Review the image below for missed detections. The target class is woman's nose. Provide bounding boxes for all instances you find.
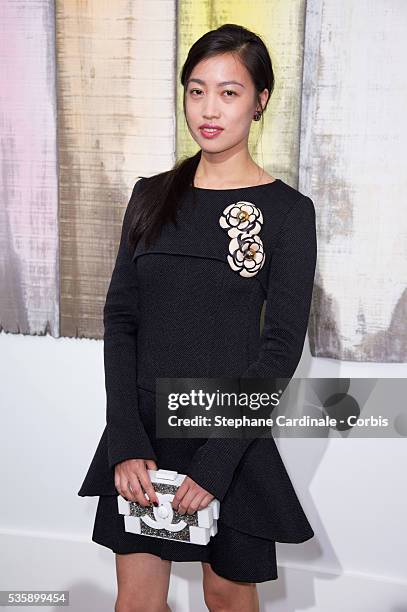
[202,93,220,118]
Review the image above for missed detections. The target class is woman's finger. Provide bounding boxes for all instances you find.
[136,466,159,506]
[171,478,191,511]
[198,494,214,510]
[186,491,204,515]
[177,487,198,515]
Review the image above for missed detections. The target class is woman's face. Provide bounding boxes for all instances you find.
[184,52,268,154]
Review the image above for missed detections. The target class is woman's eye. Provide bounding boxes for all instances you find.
[189,89,237,97]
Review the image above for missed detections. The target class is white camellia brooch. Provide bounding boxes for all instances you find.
[219,201,266,278]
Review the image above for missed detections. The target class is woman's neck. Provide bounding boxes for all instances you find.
[193,161,275,190]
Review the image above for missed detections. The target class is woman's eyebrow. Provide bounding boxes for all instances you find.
[187,78,245,88]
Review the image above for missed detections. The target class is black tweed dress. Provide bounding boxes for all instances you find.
[78,173,317,583]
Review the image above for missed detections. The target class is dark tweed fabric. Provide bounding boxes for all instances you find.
[78,174,317,582]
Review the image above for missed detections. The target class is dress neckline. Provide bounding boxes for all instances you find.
[189,178,281,193]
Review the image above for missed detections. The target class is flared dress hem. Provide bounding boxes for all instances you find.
[91,494,278,583]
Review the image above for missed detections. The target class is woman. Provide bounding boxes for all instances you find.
[78,23,317,612]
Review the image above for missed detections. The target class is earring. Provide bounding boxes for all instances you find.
[253,110,262,121]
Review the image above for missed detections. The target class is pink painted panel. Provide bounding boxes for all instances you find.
[0,0,59,336]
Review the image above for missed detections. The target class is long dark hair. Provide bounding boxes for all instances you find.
[127,23,275,252]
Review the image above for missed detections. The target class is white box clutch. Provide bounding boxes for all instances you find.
[117,468,220,545]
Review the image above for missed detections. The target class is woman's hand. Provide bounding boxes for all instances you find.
[115,458,160,507]
[171,476,214,515]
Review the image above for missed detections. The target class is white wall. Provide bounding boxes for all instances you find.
[1,330,406,611]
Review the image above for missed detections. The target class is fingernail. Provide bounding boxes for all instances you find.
[153,501,158,507]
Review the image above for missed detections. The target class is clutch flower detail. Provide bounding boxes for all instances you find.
[219,201,266,277]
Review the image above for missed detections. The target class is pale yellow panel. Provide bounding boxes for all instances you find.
[176,0,306,186]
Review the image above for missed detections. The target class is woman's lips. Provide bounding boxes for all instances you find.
[199,127,224,139]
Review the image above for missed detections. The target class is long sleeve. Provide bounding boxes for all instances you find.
[104,179,158,469]
[186,195,317,501]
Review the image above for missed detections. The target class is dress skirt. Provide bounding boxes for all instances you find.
[92,494,278,583]
[90,386,278,583]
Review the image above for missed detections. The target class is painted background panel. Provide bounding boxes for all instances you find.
[301,0,407,361]
[0,0,59,336]
[2,0,405,364]
[176,0,307,187]
[57,0,177,338]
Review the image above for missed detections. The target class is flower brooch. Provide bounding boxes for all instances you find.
[219,201,266,277]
